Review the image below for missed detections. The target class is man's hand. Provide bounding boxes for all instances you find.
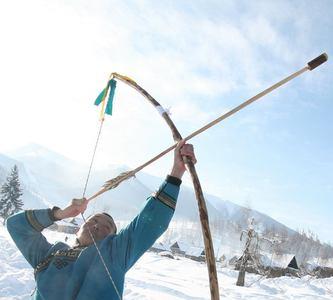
[170,140,197,179]
[53,198,88,220]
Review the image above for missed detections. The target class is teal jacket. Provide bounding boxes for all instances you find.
[7,176,180,299]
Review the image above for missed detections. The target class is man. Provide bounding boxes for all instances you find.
[7,140,196,299]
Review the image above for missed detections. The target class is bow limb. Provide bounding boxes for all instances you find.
[112,72,220,300]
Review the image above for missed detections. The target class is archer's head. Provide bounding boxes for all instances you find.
[76,213,117,246]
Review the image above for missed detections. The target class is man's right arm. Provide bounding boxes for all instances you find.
[110,141,196,272]
[6,209,56,268]
[110,175,181,272]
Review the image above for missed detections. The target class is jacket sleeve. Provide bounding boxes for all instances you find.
[6,209,55,268]
[111,176,181,272]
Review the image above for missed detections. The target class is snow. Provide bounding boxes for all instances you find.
[1,225,332,299]
[0,226,34,299]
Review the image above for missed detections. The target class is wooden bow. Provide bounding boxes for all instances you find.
[107,72,220,299]
[87,52,328,299]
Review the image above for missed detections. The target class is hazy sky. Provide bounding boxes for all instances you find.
[0,0,332,243]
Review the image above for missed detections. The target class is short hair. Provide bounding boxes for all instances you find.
[102,212,117,234]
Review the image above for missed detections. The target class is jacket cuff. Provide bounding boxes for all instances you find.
[49,206,61,221]
[152,179,180,210]
[166,175,182,186]
[25,209,55,232]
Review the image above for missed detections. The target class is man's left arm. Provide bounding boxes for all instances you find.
[7,209,58,268]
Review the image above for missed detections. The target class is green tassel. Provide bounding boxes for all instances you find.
[94,88,107,106]
[105,79,117,115]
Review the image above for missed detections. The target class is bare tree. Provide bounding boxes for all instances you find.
[236,218,260,286]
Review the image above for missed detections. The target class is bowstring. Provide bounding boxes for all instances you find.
[80,118,122,300]
[81,119,104,198]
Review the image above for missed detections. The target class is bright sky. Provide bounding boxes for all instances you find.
[0,0,332,243]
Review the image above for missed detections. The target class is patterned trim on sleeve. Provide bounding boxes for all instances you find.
[26,210,46,232]
[152,191,176,210]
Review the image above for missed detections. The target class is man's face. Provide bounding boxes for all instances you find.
[76,213,116,246]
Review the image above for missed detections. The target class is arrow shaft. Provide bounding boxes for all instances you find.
[88,65,310,202]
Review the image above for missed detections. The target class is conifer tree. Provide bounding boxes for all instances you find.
[0,165,23,223]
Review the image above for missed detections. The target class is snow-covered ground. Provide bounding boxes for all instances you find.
[0,225,332,300]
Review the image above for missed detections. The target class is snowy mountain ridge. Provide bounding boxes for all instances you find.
[0,144,303,233]
[1,143,332,264]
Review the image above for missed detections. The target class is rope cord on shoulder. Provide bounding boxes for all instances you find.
[80,118,122,300]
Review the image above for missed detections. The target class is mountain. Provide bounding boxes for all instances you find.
[0,144,293,227]
[0,153,51,208]
[3,144,153,220]
[2,144,294,235]
[1,144,331,264]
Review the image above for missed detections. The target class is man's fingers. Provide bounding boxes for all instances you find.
[72,198,87,206]
[180,145,197,164]
[180,145,193,153]
[175,140,197,165]
[182,154,197,165]
[175,139,186,152]
[184,154,197,164]
[180,145,194,156]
